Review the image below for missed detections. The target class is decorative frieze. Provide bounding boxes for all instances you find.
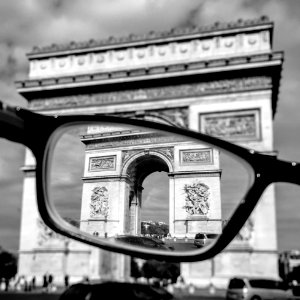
[29,77,271,110]
[89,156,116,171]
[120,107,188,128]
[86,133,179,150]
[183,181,210,216]
[180,149,213,165]
[122,147,174,166]
[200,109,260,141]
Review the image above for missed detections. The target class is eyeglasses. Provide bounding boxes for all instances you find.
[1,100,299,262]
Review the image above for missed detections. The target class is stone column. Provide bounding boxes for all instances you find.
[129,192,139,235]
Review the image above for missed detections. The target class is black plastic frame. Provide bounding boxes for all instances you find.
[1,102,300,262]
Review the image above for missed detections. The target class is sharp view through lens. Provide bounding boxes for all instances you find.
[49,123,250,254]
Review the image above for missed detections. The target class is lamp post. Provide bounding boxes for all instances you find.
[104,215,108,238]
[209,258,216,294]
[102,202,109,238]
[184,220,188,242]
[62,239,70,279]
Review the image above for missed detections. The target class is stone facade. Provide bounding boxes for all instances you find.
[80,129,221,240]
[16,16,283,287]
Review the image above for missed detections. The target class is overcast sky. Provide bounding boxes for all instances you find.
[0,0,300,253]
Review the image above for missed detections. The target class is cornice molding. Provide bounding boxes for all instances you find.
[28,16,272,58]
[16,52,283,95]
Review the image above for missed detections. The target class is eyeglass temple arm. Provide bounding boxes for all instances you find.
[0,101,25,144]
[270,158,300,186]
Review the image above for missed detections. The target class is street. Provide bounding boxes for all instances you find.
[0,292,225,300]
[165,239,200,251]
[0,287,227,300]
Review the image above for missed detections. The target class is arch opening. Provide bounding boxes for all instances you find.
[125,154,170,237]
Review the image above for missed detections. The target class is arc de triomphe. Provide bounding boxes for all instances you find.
[16,16,283,286]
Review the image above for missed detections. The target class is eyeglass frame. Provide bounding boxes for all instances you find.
[1,101,299,262]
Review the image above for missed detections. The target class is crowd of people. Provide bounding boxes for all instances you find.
[0,273,74,292]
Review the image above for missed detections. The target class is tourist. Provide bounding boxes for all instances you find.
[31,276,36,290]
[64,275,69,288]
[48,273,54,291]
[42,273,48,292]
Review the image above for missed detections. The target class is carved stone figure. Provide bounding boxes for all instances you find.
[202,112,258,140]
[90,186,109,218]
[236,218,254,241]
[89,156,115,171]
[37,219,65,246]
[183,181,210,215]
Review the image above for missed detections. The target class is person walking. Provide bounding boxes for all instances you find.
[43,273,48,292]
[64,275,69,288]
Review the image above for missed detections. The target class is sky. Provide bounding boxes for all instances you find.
[0,0,300,253]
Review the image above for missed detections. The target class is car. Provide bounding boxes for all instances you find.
[114,235,174,251]
[194,233,207,248]
[226,277,293,300]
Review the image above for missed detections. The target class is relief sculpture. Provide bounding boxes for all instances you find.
[37,219,65,246]
[201,110,259,141]
[183,181,210,216]
[235,218,254,242]
[181,149,212,164]
[90,186,109,218]
[89,156,115,171]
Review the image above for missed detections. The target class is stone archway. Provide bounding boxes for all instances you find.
[123,153,171,235]
[79,127,222,240]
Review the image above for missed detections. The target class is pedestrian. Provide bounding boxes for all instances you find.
[48,274,53,291]
[0,279,5,291]
[83,276,89,283]
[188,283,195,294]
[166,283,174,294]
[31,276,36,290]
[43,273,48,292]
[24,279,28,292]
[19,276,25,291]
[4,278,9,291]
[64,275,69,288]
[209,281,216,294]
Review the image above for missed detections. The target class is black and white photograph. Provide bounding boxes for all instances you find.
[0,1,300,299]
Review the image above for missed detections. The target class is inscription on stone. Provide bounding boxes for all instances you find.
[180,149,212,165]
[89,156,116,171]
[200,109,260,141]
